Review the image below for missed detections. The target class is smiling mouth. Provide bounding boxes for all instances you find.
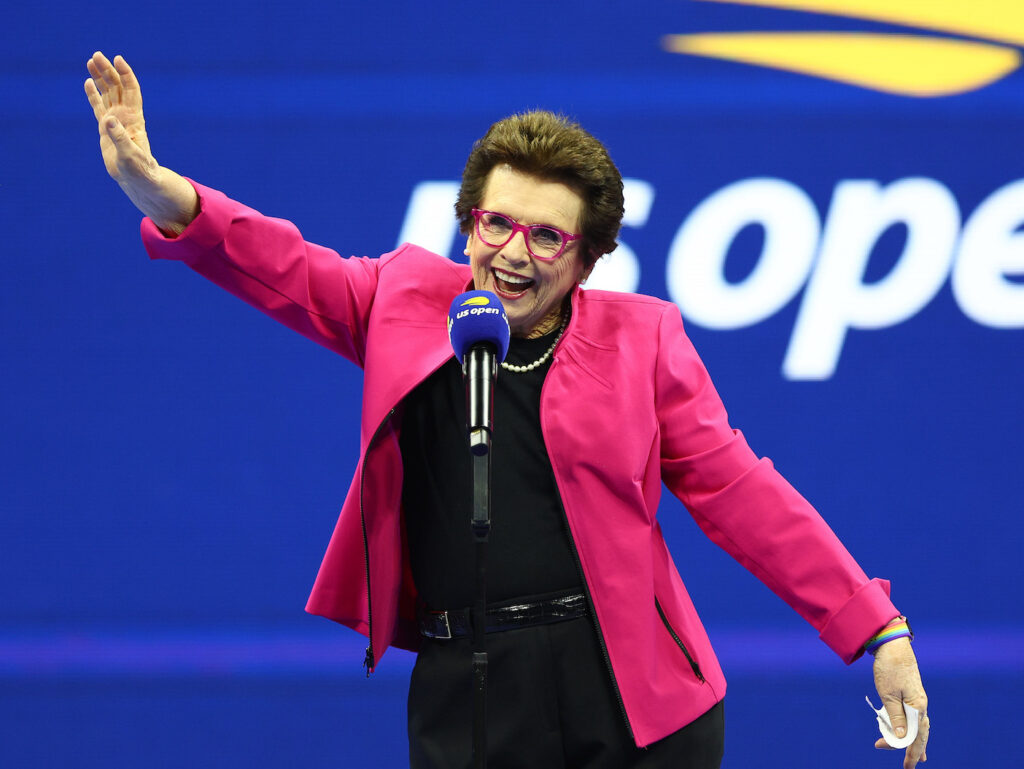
[493,268,534,297]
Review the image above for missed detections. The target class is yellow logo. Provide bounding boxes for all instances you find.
[461,296,491,306]
[663,0,1023,96]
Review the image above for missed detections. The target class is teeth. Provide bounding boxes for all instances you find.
[495,269,532,284]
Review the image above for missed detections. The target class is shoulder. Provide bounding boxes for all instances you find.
[563,289,696,381]
[379,243,471,281]
[575,288,683,339]
[371,243,472,312]
[578,288,675,312]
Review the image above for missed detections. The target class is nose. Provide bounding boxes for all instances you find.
[501,230,531,266]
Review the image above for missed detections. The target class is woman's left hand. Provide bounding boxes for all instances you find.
[872,637,929,767]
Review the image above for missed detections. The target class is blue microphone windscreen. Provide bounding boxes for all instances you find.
[448,291,511,362]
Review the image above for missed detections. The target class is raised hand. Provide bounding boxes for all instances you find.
[85,52,198,235]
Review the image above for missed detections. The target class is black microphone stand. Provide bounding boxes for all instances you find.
[464,344,495,769]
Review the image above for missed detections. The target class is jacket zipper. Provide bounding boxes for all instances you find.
[359,350,455,676]
[360,407,396,676]
[541,352,635,743]
[655,597,705,682]
[557,503,635,740]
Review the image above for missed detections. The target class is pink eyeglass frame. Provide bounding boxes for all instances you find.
[470,208,582,261]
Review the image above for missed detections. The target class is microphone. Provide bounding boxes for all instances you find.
[448,291,510,455]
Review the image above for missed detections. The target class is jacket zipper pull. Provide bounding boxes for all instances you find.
[363,645,375,677]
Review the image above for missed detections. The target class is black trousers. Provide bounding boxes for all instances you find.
[408,616,724,768]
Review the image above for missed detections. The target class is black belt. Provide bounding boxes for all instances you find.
[418,593,588,640]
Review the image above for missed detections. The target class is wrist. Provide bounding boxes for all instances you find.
[864,615,913,656]
[122,167,199,236]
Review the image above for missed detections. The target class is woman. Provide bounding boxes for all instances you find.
[85,51,929,768]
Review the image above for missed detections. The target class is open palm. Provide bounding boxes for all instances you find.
[85,52,155,181]
[85,52,197,234]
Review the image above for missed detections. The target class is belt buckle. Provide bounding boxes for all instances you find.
[429,610,452,640]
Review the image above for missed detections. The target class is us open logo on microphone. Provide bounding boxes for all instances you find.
[448,291,511,365]
[455,295,504,321]
[455,307,502,320]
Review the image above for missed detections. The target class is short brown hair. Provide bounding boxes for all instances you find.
[455,111,624,270]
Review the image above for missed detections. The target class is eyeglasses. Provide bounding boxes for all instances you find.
[471,209,581,261]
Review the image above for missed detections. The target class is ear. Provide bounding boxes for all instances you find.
[579,257,596,284]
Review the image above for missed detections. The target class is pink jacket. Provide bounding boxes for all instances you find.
[142,181,899,748]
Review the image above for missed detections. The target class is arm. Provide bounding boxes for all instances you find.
[655,304,894,656]
[86,52,380,365]
[141,181,381,365]
[654,304,928,766]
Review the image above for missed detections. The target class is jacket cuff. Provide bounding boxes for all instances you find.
[818,578,899,664]
[140,178,234,263]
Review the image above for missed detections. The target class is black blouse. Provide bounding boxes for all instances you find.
[399,327,583,609]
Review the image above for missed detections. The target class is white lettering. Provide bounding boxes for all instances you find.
[404,174,1023,382]
[666,178,819,328]
[397,181,460,255]
[784,178,960,380]
[585,179,652,293]
[952,179,1024,327]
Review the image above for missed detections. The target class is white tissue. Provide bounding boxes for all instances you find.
[866,696,920,749]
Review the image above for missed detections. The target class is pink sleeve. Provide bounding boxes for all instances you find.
[655,304,898,663]
[140,179,380,367]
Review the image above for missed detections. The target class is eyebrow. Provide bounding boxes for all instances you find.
[486,209,575,232]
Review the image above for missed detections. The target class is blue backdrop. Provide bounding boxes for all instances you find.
[3,1,1022,766]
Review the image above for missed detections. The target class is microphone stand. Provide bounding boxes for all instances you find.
[464,345,494,769]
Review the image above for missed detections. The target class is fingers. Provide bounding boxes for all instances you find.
[86,51,146,129]
[904,738,925,768]
[84,77,106,121]
[883,699,909,739]
[86,51,136,106]
[874,708,929,767]
[906,712,930,767]
[113,55,142,101]
[86,54,116,120]
[874,737,928,767]
[100,113,148,179]
[87,52,120,97]
[103,114,137,159]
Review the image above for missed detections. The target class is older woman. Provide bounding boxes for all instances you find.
[86,51,928,769]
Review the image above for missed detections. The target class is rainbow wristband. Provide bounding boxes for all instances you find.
[865,616,913,656]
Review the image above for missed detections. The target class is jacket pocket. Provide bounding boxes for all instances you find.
[655,597,705,683]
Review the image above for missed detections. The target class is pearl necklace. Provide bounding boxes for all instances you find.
[501,316,568,373]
